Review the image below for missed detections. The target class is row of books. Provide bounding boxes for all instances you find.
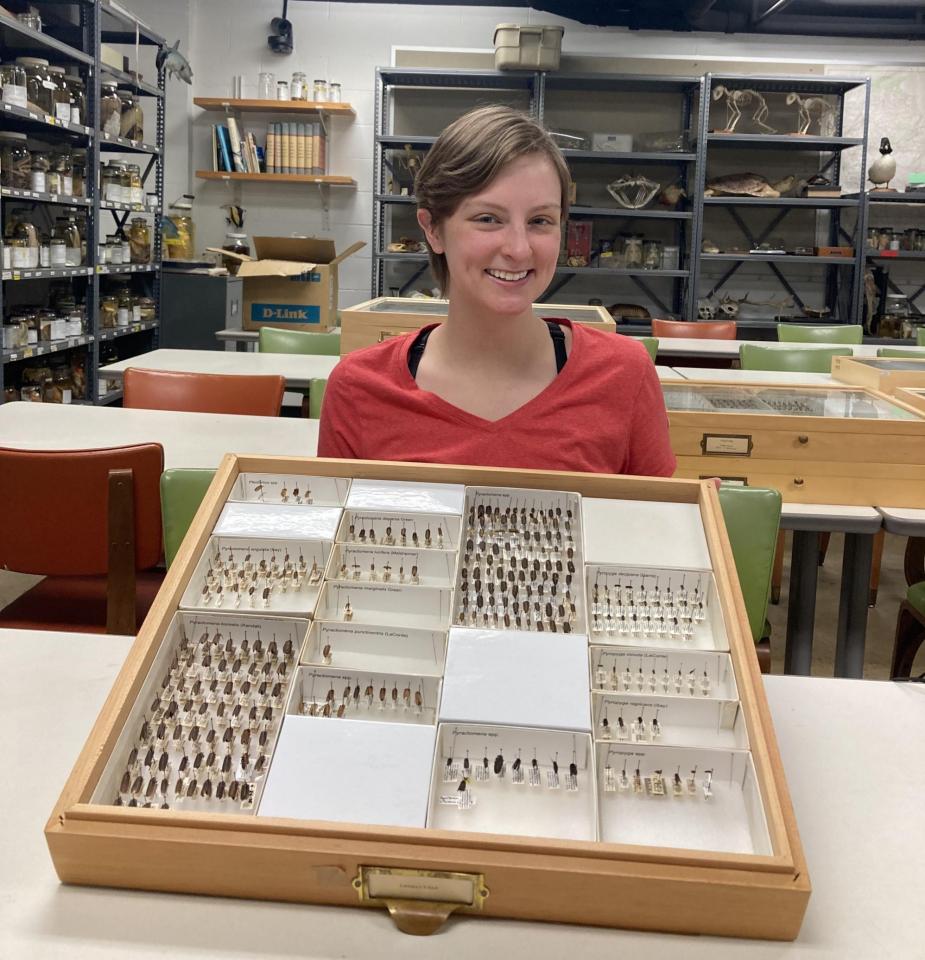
[209,119,327,176]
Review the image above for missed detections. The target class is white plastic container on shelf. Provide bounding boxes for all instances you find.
[493,24,564,71]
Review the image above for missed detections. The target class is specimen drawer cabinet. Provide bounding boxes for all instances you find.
[46,455,809,941]
[665,380,925,506]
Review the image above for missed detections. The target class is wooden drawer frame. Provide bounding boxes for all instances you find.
[666,380,925,506]
[46,456,809,941]
[340,298,615,355]
[831,355,925,396]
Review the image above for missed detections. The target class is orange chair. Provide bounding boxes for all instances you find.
[123,368,285,416]
[651,318,737,340]
[0,444,165,635]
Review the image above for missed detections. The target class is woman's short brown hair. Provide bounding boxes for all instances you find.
[414,104,571,295]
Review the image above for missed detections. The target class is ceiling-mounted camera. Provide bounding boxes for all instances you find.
[268,4,293,55]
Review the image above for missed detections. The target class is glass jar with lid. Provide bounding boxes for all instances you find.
[7,236,28,270]
[117,293,132,326]
[53,151,73,195]
[119,164,133,204]
[135,296,156,323]
[101,161,122,203]
[49,237,66,267]
[71,153,85,197]
[290,71,307,100]
[221,232,249,274]
[21,383,43,402]
[119,230,130,263]
[100,80,121,136]
[643,239,662,270]
[0,61,28,108]
[312,79,328,102]
[64,308,84,336]
[62,74,84,125]
[53,215,81,266]
[106,233,122,264]
[29,150,49,192]
[11,215,40,268]
[118,89,143,141]
[329,82,342,103]
[70,354,86,399]
[16,11,42,31]
[128,217,151,263]
[46,66,71,122]
[0,131,31,188]
[99,295,118,328]
[163,208,195,259]
[126,163,142,204]
[46,365,74,404]
[623,234,644,269]
[16,57,53,114]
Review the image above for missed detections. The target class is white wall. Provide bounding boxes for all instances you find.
[135,0,925,310]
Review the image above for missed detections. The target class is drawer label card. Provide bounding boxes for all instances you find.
[701,433,753,457]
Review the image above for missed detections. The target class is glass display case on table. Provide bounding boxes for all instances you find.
[339,297,615,355]
[46,456,809,941]
[665,380,925,505]
[831,355,925,396]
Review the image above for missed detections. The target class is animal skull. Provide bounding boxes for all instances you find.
[607,174,661,210]
[697,299,717,321]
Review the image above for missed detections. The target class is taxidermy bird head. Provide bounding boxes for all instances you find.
[878,137,893,155]
[156,40,193,85]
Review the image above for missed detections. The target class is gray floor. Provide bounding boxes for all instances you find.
[0,532,912,677]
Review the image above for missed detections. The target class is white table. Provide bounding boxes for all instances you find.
[655,337,925,360]
[99,348,341,388]
[672,367,836,386]
[655,366,685,381]
[0,401,319,468]
[3,628,923,959]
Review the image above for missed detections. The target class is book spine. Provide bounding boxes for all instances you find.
[305,121,314,173]
[266,123,276,174]
[227,117,245,173]
[296,122,306,174]
[281,122,291,175]
[312,121,321,175]
[216,125,233,172]
[211,124,218,171]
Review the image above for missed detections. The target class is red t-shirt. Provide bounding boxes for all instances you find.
[318,320,676,477]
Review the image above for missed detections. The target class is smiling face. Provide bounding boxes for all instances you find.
[417,153,563,322]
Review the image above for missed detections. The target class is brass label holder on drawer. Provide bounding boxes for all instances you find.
[378,329,403,342]
[352,866,489,935]
[700,433,753,457]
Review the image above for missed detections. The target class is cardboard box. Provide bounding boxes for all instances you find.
[217,236,364,331]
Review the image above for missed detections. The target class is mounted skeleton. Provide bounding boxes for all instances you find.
[712,85,775,133]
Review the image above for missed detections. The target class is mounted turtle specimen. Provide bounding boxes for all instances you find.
[608,303,651,322]
[704,173,796,198]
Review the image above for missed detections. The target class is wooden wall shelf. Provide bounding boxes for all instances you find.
[195,171,356,187]
[194,97,355,118]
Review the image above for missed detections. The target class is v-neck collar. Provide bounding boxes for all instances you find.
[399,319,579,428]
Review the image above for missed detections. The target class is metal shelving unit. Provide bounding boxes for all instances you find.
[858,192,925,322]
[372,68,702,317]
[690,73,871,324]
[0,0,166,405]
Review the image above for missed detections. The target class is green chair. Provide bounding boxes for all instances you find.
[258,326,341,356]
[740,344,852,373]
[258,326,339,417]
[160,468,216,568]
[777,323,863,344]
[718,485,782,673]
[637,336,658,362]
[919,327,925,347]
[891,580,925,678]
[878,347,925,359]
[308,377,327,419]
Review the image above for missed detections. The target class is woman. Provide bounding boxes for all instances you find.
[318,104,675,477]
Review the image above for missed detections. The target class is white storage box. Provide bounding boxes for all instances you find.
[592,133,634,152]
[493,23,564,72]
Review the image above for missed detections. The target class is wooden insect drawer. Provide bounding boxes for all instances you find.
[664,379,925,506]
[339,297,615,355]
[46,455,809,942]
[831,355,925,396]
